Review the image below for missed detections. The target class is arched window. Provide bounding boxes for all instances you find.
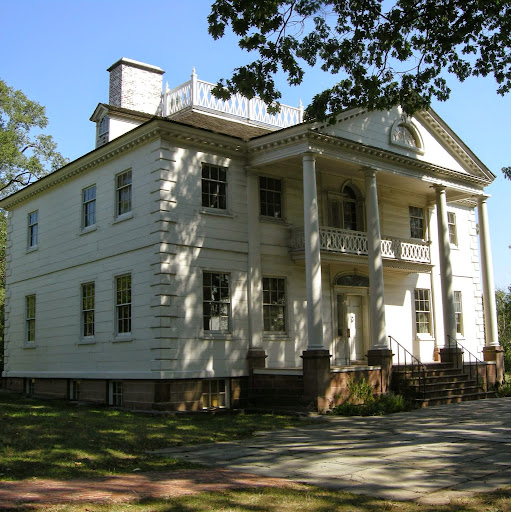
[390,118,424,153]
[334,274,369,287]
[328,183,364,231]
[99,116,109,136]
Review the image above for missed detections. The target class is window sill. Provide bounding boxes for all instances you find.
[198,333,238,341]
[79,225,97,236]
[112,334,134,343]
[23,342,38,349]
[78,338,96,345]
[263,333,290,341]
[26,246,38,253]
[259,216,286,225]
[415,334,435,342]
[200,208,233,218]
[113,212,133,224]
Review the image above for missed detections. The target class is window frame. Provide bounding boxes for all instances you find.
[81,282,95,339]
[448,211,458,246]
[25,294,36,343]
[202,379,229,409]
[414,288,431,335]
[259,176,283,219]
[201,163,228,212]
[115,274,132,336]
[115,169,132,218]
[262,276,287,333]
[409,206,425,240]
[202,271,231,333]
[109,381,123,406]
[454,290,463,335]
[82,185,97,230]
[27,210,38,249]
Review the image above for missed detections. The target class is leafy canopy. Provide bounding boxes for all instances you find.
[0,79,67,198]
[208,0,511,121]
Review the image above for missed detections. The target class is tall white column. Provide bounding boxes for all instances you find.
[477,196,500,347]
[246,171,264,350]
[434,185,457,346]
[364,169,388,349]
[303,152,324,350]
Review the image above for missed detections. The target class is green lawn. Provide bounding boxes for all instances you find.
[0,391,311,480]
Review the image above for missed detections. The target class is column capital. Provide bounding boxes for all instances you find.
[302,151,317,162]
[475,194,491,205]
[362,166,380,178]
[432,183,447,192]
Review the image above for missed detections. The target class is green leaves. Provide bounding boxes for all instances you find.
[0,79,68,198]
[208,0,511,121]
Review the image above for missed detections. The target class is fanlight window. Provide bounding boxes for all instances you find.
[335,274,369,287]
[390,119,423,153]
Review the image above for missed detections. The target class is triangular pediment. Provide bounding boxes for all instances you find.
[313,106,494,183]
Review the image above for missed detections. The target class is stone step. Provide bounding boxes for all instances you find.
[417,391,497,407]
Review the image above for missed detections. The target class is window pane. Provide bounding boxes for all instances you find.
[203,272,230,332]
[116,171,132,216]
[259,177,282,218]
[202,164,227,210]
[263,277,286,332]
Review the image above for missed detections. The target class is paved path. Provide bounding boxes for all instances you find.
[152,398,511,504]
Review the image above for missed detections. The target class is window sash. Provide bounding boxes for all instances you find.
[448,212,457,245]
[28,211,38,247]
[259,177,282,218]
[263,277,286,332]
[414,289,431,334]
[26,295,36,342]
[409,206,424,239]
[203,272,230,332]
[82,186,96,228]
[202,164,227,210]
[202,379,227,408]
[116,171,132,216]
[454,290,463,334]
[116,275,131,334]
[81,282,95,337]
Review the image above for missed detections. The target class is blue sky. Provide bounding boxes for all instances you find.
[2,0,510,287]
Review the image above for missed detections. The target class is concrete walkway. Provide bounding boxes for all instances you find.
[152,398,511,504]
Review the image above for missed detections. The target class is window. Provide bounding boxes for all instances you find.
[409,206,425,239]
[454,291,463,335]
[82,185,96,228]
[110,381,123,406]
[26,295,36,342]
[328,185,361,231]
[26,378,35,396]
[448,212,457,246]
[263,277,286,332]
[202,163,227,210]
[259,177,282,218]
[81,282,95,337]
[414,289,431,334]
[99,116,109,136]
[116,170,132,216]
[203,272,230,332]
[69,380,81,401]
[28,211,38,248]
[115,274,131,334]
[202,379,227,408]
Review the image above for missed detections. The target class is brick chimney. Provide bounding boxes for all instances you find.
[107,58,165,115]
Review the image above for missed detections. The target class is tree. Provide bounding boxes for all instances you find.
[0,81,67,372]
[0,79,67,198]
[208,0,511,121]
[496,287,511,372]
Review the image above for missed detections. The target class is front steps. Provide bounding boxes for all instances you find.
[392,362,497,407]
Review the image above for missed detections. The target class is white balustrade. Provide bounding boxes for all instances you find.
[162,77,303,129]
[290,226,430,264]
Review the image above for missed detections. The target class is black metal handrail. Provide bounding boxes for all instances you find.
[389,336,427,396]
[447,335,488,392]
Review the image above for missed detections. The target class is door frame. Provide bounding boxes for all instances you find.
[332,285,370,365]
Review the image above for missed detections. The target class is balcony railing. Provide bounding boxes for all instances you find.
[290,226,431,264]
[162,71,303,129]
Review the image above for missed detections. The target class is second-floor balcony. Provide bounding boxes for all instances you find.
[290,226,431,268]
[162,71,303,130]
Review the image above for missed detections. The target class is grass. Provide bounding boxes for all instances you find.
[0,392,313,481]
[8,485,511,512]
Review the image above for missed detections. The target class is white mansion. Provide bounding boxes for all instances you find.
[0,58,502,410]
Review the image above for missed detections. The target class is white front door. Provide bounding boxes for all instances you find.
[346,295,364,361]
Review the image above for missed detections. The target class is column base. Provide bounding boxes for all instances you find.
[247,348,267,371]
[301,349,331,413]
[439,347,463,369]
[483,346,505,386]
[367,349,393,394]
